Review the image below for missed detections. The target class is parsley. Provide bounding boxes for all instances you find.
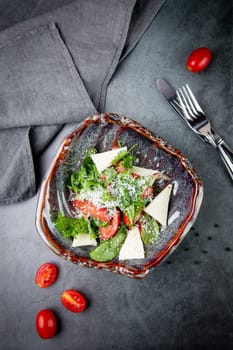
[55,212,96,239]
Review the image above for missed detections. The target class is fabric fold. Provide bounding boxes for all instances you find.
[0,0,166,205]
[0,23,96,129]
[0,127,35,204]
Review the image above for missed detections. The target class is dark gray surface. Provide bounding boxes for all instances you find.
[0,0,233,349]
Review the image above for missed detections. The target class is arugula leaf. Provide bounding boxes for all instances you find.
[69,149,100,193]
[102,167,117,186]
[111,145,136,170]
[118,153,135,170]
[123,204,137,226]
[111,149,128,165]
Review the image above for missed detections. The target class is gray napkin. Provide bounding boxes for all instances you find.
[0,0,166,205]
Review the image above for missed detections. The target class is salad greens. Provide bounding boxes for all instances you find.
[55,145,163,262]
[69,148,99,193]
[140,213,160,245]
[55,212,97,240]
[90,224,127,262]
[110,172,154,226]
[55,212,89,238]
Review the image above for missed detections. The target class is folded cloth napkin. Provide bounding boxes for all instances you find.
[0,0,166,205]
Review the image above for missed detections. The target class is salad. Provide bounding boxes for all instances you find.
[55,144,172,262]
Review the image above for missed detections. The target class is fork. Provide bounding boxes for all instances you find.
[176,84,233,180]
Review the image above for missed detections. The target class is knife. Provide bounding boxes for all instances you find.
[156,78,206,142]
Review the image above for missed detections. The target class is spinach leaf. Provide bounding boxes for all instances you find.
[90,224,127,262]
[141,214,160,245]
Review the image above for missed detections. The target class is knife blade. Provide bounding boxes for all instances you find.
[156,79,184,118]
[156,78,205,141]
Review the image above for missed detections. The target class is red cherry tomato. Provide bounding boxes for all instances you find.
[61,290,87,313]
[73,199,110,222]
[99,209,120,240]
[36,309,57,339]
[35,263,57,288]
[186,47,212,72]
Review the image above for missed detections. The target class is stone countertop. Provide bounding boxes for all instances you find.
[0,1,232,349]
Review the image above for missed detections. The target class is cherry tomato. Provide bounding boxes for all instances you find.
[99,209,120,240]
[186,47,212,72]
[35,263,57,288]
[36,309,57,339]
[61,290,87,313]
[73,199,110,222]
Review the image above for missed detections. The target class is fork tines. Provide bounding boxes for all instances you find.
[176,84,204,121]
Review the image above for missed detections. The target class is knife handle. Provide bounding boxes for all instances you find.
[216,138,233,180]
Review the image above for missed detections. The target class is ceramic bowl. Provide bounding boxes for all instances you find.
[35,113,203,278]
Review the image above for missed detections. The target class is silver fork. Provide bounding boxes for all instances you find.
[176,84,233,180]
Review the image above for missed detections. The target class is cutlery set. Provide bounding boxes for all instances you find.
[156,79,233,180]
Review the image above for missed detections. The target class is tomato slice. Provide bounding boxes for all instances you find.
[36,309,57,339]
[116,165,126,173]
[123,212,132,227]
[123,212,142,228]
[131,172,140,178]
[73,199,110,222]
[142,186,154,199]
[99,209,120,240]
[35,263,57,288]
[61,290,87,313]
